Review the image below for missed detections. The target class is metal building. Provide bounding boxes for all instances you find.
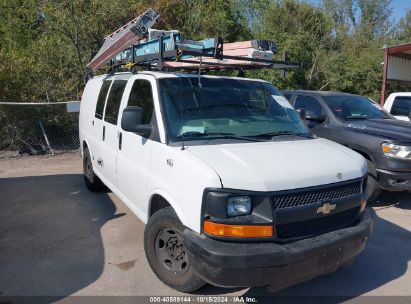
[381,42,411,104]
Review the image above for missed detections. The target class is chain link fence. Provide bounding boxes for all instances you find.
[0,102,80,160]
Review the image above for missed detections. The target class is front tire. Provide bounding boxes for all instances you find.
[83,147,105,192]
[144,207,206,293]
[366,160,381,202]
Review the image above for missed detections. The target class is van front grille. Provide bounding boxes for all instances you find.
[276,207,361,240]
[272,180,362,210]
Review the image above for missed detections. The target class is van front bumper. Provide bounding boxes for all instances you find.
[183,209,373,288]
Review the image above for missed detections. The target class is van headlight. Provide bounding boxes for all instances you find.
[227,196,252,216]
[202,190,274,239]
[381,143,411,159]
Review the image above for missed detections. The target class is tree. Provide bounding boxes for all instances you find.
[0,0,252,103]
[0,0,402,104]
[320,0,396,100]
[247,0,334,90]
[396,9,411,41]
[323,0,394,39]
[153,0,250,41]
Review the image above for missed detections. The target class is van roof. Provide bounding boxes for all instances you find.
[92,71,269,83]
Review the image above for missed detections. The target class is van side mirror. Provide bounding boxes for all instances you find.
[121,106,152,137]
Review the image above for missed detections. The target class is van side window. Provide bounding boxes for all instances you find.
[294,95,324,116]
[95,80,112,119]
[104,80,127,124]
[128,79,154,124]
[391,97,411,116]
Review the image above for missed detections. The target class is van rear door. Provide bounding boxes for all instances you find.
[91,77,113,177]
[98,75,128,186]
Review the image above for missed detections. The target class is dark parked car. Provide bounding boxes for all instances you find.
[283,90,411,201]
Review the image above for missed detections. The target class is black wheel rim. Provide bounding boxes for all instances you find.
[154,228,189,276]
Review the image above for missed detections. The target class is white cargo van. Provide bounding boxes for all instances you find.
[79,71,373,292]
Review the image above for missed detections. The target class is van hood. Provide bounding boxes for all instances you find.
[345,118,411,141]
[186,138,366,192]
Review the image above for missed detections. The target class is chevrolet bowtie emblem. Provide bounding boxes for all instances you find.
[317,202,336,214]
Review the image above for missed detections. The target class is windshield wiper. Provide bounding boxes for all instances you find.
[253,131,311,138]
[178,131,234,137]
[177,131,265,142]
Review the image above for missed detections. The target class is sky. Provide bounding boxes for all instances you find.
[307,0,411,22]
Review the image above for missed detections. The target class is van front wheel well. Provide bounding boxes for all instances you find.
[149,195,171,217]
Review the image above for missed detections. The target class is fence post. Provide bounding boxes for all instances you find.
[38,120,54,155]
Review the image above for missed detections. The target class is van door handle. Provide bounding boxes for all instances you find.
[102,126,105,141]
[119,132,122,150]
[97,158,103,166]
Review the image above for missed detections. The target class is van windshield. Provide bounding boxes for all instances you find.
[159,77,309,142]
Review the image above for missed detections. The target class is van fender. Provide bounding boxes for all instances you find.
[82,138,92,158]
[82,138,105,180]
[147,189,188,229]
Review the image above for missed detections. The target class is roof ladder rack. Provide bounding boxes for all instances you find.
[87,8,302,74]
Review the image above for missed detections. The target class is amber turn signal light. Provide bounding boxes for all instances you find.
[203,220,273,238]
